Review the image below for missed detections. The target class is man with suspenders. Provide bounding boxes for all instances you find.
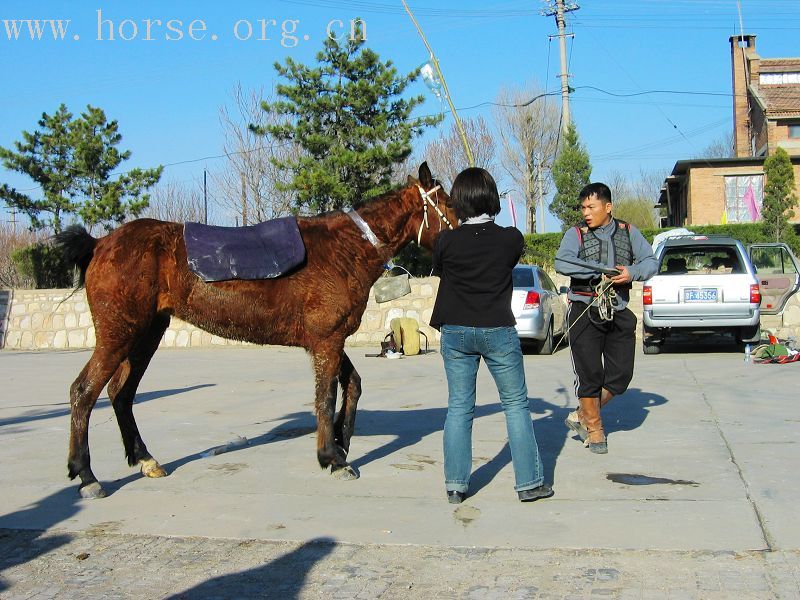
[555,183,658,454]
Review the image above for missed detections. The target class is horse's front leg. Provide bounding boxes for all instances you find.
[334,352,362,457]
[311,347,358,480]
[106,313,171,479]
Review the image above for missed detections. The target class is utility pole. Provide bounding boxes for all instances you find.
[527,159,536,235]
[240,172,248,226]
[203,168,208,225]
[542,0,579,133]
[535,153,546,233]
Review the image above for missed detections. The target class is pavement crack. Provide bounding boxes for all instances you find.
[685,358,775,551]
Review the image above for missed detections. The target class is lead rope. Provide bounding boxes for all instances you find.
[551,278,618,353]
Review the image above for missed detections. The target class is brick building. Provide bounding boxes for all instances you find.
[658,35,800,226]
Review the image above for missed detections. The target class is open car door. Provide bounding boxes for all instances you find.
[748,243,800,315]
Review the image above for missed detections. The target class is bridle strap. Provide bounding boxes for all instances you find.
[416,184,453,245]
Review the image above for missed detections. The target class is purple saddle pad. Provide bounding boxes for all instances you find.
[183,217,306,282]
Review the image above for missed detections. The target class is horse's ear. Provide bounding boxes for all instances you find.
[406,175,416,185]
[418,162,433,188]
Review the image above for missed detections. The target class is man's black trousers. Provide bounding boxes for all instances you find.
[567,302,637,398]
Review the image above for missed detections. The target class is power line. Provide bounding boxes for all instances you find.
[279,0,540,18]
[3,82,759,195]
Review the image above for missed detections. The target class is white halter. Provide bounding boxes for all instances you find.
[416,184,454,245]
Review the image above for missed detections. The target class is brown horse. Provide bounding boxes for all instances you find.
[55,163,455,498]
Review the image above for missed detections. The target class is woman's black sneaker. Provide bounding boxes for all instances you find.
[518,484,554,502]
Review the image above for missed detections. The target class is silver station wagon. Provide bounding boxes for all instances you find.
[511,265,568,355]
[642,235,762,353]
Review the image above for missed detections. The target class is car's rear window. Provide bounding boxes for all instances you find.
[659,246,743,275]
[512,268,536,287]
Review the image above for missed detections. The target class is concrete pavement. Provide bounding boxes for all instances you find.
[0,341,798,598]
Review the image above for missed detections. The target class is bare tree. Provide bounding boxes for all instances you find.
[605,168,667,230]
[605,170,630,201]
[141,179,207,224]
[694,132,734,159]
[216,84,304,223]
[391,147,424,186]
[493,83,560,233]
[422,116,497,189]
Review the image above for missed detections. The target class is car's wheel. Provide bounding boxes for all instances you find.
[642,324,663,355]
[737,324,761,344]
[537,321,554,355]
[643,341,661,355]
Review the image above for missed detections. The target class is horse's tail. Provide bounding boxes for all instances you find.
[53,225,97,288]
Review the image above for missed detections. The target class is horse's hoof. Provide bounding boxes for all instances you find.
[331,464,360,480]
[140,458,168,478]
[79,482,107,499]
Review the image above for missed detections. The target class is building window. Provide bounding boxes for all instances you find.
[760,72,800,85]
[790,124,800,139]
[724,175,763,224]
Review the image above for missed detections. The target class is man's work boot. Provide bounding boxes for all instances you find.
[565,390,615,448]
[578,396,607,454]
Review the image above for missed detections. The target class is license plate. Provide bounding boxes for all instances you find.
[684,288,717,302]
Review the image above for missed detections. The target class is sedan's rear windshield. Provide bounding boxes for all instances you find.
[658,246,743,275]
[513,268,536,287]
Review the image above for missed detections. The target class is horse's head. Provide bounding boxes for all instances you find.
[408,162,457,251]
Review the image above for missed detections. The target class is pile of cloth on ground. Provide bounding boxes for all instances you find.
[752,333,800,364]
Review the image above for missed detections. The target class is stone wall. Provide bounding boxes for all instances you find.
[2,277,799,351]
[0,277,442,351]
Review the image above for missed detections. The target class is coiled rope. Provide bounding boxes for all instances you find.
[552,277,618,353]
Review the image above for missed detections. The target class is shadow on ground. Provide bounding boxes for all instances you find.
[99,384,666,499]
[652,332,745,355]
[0,488,83,592]
[0,384,216,429]
[467,386,667,493]
[167,537,336,600]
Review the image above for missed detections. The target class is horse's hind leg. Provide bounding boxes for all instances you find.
[311,346,358,480]
[107,313,170,479]
[334,352,362,457]
[68,344,132,499]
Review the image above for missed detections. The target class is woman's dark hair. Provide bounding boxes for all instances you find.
[450,167,501,220]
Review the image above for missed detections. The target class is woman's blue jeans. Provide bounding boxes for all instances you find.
[440,325,544,493]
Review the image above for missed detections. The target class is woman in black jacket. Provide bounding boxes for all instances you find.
[430,167,552,504]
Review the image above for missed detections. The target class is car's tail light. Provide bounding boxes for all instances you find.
[523,290,540,310]
[750,284,761,304]
[643,285,653,306]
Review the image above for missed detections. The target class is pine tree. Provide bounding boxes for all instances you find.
[761,147,797,242]
[0,104,162,232]
[255,25,441,214]
[550,123,592,231]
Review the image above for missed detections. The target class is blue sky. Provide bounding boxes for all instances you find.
[1,1,798,231]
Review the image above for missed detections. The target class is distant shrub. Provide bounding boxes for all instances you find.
[522,232,563,268]
[11,242,73,289]
[524,222,800,268]
[0,224,41,288]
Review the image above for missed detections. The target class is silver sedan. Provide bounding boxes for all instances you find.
[511,265,569,354]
